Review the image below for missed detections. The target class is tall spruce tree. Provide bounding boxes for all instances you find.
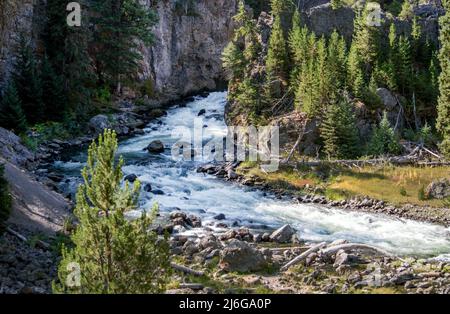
[91,0,158,93]
[53,130,170,294]
[368,112,402,156]
[320,101,360,159]
[13,36,44,124]
[437,0,450,157]
[41,56,66,121]
[0,83,27,133]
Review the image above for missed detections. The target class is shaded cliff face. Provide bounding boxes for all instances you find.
[0,0,36,88]
[142,0,238,102]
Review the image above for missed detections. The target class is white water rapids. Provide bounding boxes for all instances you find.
[53,92,450,260]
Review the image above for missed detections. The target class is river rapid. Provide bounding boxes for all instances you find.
[51,92,450,260]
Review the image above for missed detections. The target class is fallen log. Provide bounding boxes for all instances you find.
[285,157,450,168]
[170,262,205,277]
[319,243,393,258]
[281,242,327,271]
[5,226,50,250]
[179,283,204,290]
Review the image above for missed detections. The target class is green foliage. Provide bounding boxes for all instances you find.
[418,185,426,201]
[0,164,12,234]
[41,56,66,121]
[90,0,158,90]
[331,0,343,10]
[368,112,402,156]
[437,1,450,158]
[398,0,414,20]
[13,36,44,124]
[0,83,27,133]
[320,101,360,159]
[53,130,170,293]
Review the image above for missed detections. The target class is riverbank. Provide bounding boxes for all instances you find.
[198,162,450,227]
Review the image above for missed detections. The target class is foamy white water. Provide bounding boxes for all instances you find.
[53,92,450,259]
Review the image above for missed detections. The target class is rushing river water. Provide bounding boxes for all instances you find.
[52,92,450,260]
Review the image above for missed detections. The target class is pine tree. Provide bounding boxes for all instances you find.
[91,0,158,92]
[331,0,343,10]
[41,56,66,121]
[347,43,365,97]
[399,0,414,21]
[437,1,450,157]
[53,130,170,294]
[321,101,360,159]
[265,13,288,100]
[368,112,402,156]
[397,35,413,95]
[0,163,12,235]
[288,10,308,85]
[327,30,347,92]
[13,36,44,124]
[0,83,27,133]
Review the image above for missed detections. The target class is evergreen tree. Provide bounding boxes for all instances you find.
[347,43,365,97]
[13,36,44,124]
[0,83,27,133]
[288,10,308,85]
[265,13,288,100]
[397,35,413,95]
[321,101,360,159]
[53,130,170,294]
[0,163,11,235]
[91,0,158,92]
[437,1,450,157]
[295,58,319,116]
[41,56,66,121]
[331,0,343,10]
[368,112,402,156]
[399,0,414,21]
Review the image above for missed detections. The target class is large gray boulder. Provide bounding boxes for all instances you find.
[426,179,450,200]
[88,115,111,135]
[219,239,269,272]
[270,224,296,243]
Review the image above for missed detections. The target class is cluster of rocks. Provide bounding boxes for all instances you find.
[169,224,299,273]
[285,240,450,294]
[0,230,57,294]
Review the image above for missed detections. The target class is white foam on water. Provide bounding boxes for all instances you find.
[55,91,450,260]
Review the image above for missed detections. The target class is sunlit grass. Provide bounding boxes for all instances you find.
[328,165,450,207]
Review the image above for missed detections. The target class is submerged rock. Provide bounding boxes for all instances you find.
[147,140,165,153]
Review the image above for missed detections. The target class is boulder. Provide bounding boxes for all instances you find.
[219,239,269,273]
[88,115,111,135]
[269,224,296,243]
[0,127,34,167]
[198,109,206,116]
[213,213,226,220]
[124,174,138,183]
[143,183,152,192]
[425,179,450,200]
[376,88,397,111]
[147,140,165,153]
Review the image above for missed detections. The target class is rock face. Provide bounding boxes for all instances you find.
[0,127,34,168]
[0,0,36,89]
[140,0,238,102]
[219,239,269,272]
[426,179,450,200]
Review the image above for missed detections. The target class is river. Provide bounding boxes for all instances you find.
[51,92,450,260]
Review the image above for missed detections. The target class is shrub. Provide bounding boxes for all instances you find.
[0,164,12,234]
[368,112,402,156]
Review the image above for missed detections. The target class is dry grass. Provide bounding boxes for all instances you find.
[328,165,450,207]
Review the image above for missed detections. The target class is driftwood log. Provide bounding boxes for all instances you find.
[170,262,205,277]
[319,243,394,258]
[280,242,327,271]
